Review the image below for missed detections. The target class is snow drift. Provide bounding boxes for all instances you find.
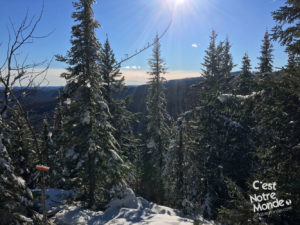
[51,188,216,225]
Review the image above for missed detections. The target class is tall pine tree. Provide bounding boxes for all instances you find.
[142,34,171,204]
[0,117,35,225]
[257,29,274,75]
[202,30,221,79]
[236,53,255,95]
[55,0,126,208]
[99,37,141,192]
[221,37,235,78]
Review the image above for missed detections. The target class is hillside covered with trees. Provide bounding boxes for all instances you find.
[0,0,299,224]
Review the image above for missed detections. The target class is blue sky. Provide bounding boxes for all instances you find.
[0,0,287,85]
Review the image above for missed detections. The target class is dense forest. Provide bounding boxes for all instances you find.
[0,0,299,224]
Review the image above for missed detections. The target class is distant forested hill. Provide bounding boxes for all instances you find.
[14,76,204,129]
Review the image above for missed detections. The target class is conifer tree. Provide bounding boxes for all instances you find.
[220,37,235,92]
[219,3,300,224]
[170,31,255,219]
[252,79,300,224]
[221,37,234,78]
[286,51,300,71]
[236,53,255,95]
[201,30,235,94]
[50,91,69,187]
[99,37,125,108]
[99,37,141,191]
[272,0,300,55]
[143,34,171,203]
[241,53,251,76]
[164,118,188,210]
[56,0,126,208]
[202,30,221,78]
[41,119,59,187]
[200,30,223,108]
[0,118,34,225]
[257,29,274,75]
[3,106,36,187]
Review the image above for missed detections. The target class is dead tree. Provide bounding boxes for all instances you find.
[0,7,51,175]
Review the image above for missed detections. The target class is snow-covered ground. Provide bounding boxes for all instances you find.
[34,188,216,225]
[32,188,75,212]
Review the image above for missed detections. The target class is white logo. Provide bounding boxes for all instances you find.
[249,180,292,214]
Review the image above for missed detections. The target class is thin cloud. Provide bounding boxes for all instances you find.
[192,43,198,48]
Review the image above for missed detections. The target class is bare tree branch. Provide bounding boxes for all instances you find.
[0,5,50,163]
[112,18,173,71]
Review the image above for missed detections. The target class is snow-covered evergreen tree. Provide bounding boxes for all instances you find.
[166,30,254,219]
[55,0,126,208]
[0,117,34,225]
[186,105,253,218]
[2,105,39,188]
[164,118,186,209]
[50,90,70,188]
[142,34,171,203]
[99,37,142,192]
[257,29,274,75]
[252,73,300,224]
[41,118,59,188]
[218,3,300,223]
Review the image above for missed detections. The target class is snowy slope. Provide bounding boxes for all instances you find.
[55,198,195,225]
[50,188,216,225]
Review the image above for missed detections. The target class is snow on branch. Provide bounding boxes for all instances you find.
[218,91,264,103]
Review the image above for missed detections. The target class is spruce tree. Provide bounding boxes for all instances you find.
[143,34,171,203]
[164,118,188,210]
[272,0,300,55]
[249,75,300,224]
[50,90,69,188]
[241,53,251,76]
[286,50,300,72]
[257,29,274,75]
[236,53,255,95]
[218,3,300,223]
[220,37,235,92]
[202,29,221,78]
[41,119,59,187]
[3,107,35,186]
[56,0,126,208]
[99,37,125,108]
[0,117,34,225]
[221,37,234,78]
[171,31,255,219]
[99,37,141,192]
[201,30,235,94]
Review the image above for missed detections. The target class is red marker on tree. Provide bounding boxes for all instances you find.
[36,165,50,172]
